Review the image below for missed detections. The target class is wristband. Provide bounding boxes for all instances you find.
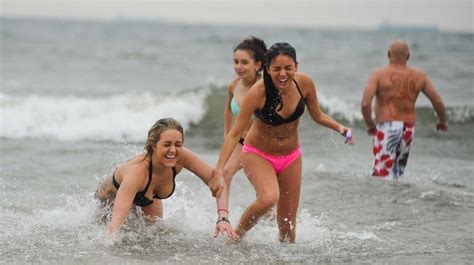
[344,129,352,142]
[216,216,230,224]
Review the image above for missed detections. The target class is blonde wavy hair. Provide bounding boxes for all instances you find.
[144,118,184,160]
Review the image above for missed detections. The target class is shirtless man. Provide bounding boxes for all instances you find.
[361,40,448,179]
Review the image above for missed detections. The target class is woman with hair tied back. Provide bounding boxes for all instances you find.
[210,42,354,243]
[95,118,237,239]
[220,36,267,219]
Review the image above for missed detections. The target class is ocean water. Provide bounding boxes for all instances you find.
[1,17,473,264]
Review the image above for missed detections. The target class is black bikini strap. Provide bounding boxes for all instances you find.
[293,79,308,112]
[141,161,153,194]
[112,171,120,189]
[293,79,304,98]
[172,167,177,178]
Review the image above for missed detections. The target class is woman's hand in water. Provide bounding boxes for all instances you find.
[207,170,224,198]
[214,217,239,240]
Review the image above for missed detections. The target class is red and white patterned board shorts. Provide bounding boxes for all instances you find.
[372,121,415,179]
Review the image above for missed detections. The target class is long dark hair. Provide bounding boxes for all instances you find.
[262,42,298,111]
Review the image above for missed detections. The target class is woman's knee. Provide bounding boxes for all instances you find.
[223,167,235,185]
[257,191,280,209]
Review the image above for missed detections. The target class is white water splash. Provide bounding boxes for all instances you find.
[0,90,209,142]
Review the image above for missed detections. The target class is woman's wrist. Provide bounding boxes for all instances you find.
[214,168,224,176]
[217,208,229,218]
[216,216,230,224]
[337,124,345,134]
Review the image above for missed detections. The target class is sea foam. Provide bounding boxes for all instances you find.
[0,90,209,142]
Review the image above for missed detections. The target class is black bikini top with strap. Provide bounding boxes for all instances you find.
[112,161,177,207]
[254,79,305,126]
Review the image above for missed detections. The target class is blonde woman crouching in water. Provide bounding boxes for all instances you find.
[96,118,238,239]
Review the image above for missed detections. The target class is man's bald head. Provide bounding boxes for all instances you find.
[388,40,410,62]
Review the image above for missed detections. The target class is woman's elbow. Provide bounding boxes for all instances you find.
[310,113,323,123]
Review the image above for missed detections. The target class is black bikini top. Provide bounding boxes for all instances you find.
[112,161,177,207]
[254,79,305,126]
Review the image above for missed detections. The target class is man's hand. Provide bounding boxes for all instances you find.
[436,121,448,132]
[207,171,224,198]
[367,126,377,135]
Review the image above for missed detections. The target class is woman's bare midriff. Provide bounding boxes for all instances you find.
[245,120,300,155]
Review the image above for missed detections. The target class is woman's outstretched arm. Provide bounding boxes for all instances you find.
[180,147,238,240]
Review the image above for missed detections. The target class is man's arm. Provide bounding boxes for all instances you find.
[422,74,448,131]
[361,71,378,135]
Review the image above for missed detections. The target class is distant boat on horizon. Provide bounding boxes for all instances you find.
[377,21,440,32]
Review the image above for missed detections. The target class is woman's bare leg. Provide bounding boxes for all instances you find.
[236,151,279,239]
[276,156,302,243]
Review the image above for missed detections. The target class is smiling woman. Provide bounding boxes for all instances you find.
[211,42,354,243]
[95,117,237,239]
[221,36,267,222]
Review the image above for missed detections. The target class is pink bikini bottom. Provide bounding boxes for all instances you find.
[242,143,302,174]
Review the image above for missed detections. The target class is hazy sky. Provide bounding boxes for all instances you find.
[2,0,473,32]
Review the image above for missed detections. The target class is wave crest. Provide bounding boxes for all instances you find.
[0,89,210,142]
[1,87,472,142]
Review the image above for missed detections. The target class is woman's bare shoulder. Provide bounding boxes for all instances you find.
[175,146,208,174]
[295,72,313,83]
[294,72,316,94]
[249,79,265,93]
[176,147,194,166]
[228,77,240,93]
[119,155,148,180]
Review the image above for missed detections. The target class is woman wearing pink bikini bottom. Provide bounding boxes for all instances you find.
[209,42,353,243]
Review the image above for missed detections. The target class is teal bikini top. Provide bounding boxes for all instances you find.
[231,97,240,116]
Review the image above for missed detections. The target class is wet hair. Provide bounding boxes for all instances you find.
[264,42,297,68]
[262,42,298,111]
[144,118,184,160]
[234,36,267,71]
